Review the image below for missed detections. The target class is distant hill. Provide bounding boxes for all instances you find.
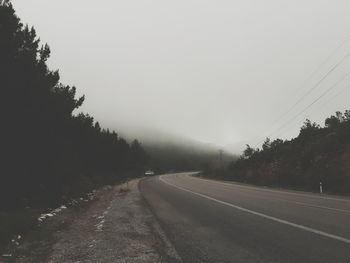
[115,126,237,172]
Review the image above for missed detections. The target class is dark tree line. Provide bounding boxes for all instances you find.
[216,110,350,194]
[0,0,147,209]
[146,144,222,173]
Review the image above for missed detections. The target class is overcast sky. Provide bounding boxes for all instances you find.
[12,0,350,152]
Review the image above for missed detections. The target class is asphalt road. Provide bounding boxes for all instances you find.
[139,172,350,263]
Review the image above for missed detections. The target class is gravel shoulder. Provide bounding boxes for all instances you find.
[10,178,181,263]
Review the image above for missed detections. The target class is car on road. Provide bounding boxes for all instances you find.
[144,170,155,176]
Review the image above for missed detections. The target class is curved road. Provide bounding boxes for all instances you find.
[139,172,350,263]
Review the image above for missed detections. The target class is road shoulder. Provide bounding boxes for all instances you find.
[11,178,181,263]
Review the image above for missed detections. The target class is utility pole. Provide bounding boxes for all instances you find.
[219,149,224,168]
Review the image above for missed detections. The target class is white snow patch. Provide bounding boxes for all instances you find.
[95,219,105,231]
[38,205,67,223]
[37,191,95,224]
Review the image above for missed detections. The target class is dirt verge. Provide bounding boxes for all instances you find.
[2,179,181,263]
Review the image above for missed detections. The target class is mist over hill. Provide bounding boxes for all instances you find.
[114,125,237,172]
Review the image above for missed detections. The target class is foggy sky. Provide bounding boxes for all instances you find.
[12,0,350,152]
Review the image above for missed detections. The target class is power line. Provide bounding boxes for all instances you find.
[252,36,350,147]
[254,51,350,147]
[316,82,350,110]
[301,35,350,90]
[277,83,350,138]
[270,52,350,125]
[271,72,350,139]
[270,36,350,127]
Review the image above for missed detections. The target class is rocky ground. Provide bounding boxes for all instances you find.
[2,179,181,263]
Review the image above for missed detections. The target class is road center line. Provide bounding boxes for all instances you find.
[269,197,350,214]
[159,176,350,245]
[194,179,350,214]
[192,176,350,203]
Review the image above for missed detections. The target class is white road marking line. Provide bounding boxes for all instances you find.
[271,198,350,214]
[159,176,350,244]
[193,178,350,214]
[190,175,350,203]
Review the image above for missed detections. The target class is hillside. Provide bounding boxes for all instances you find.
[211,111,350,194]
[117,126,236,172]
